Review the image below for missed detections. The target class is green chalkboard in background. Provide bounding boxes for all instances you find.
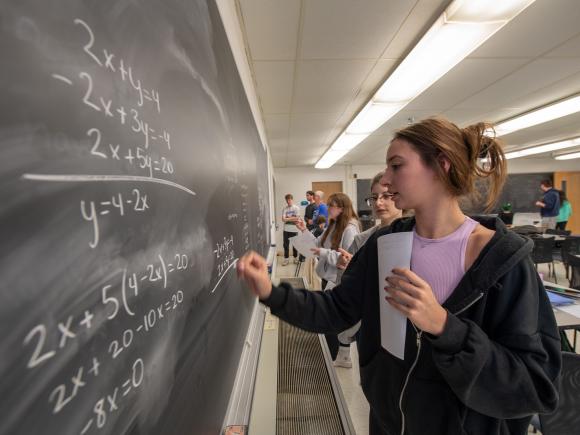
[0,1,269,434]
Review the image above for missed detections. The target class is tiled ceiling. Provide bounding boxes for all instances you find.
[237,0,580,168]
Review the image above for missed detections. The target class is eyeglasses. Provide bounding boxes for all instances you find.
[365,192,393,207]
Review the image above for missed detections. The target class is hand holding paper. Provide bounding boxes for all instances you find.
[377,232,412,359]
[385,269,447,336]
[289,231,317,258]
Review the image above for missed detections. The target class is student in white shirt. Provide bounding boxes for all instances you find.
[281,194,300,266]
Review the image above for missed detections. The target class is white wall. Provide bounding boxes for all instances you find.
[506,157,580,174]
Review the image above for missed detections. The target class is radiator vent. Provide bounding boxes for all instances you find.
[276,320,345,435]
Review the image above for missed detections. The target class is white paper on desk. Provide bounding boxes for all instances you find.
[558,304,580,318]
[289,231,317,258]
[377,232,413,360]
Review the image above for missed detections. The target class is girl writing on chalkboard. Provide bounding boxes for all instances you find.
[237,117,560,435]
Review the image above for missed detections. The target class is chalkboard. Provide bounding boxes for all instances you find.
[356,178,372,213]
[461,173,552,214]
[0,1,270,434]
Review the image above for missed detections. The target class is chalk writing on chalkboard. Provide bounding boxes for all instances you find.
[1,2,269,433]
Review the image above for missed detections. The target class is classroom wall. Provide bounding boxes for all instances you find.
[506,158,580,174]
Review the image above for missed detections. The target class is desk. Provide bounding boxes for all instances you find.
[543,281,580,328]
[554,308,580,329]
[538,234,566,242]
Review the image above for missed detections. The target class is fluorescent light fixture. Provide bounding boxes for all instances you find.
[505,136,580,159]
[446,0,536,22]
[314,133,368,169]
[332,132,369,151]
[554,151,580,160]
[495,94,580,136]
[315,149,349,169]
[346,102,406,134]
[374,19,501,103]
[315,0,535,169]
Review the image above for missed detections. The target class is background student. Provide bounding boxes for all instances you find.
[556,189,572,230]
[281,193,300,265]
[304,190,316,229]
[535,179,560,229]
[311,190,328,226]
[238,117,560,435]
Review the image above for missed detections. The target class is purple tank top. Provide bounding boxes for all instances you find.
[411,217,479,304]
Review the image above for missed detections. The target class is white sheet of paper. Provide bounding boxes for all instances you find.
[377,232,413,360]
[289,231,317,258]
[558,304,580,318]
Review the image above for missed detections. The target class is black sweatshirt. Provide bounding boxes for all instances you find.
[262,216,561,435]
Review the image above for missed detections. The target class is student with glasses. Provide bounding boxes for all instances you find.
[237,117,560,435]
[332,171,404,368]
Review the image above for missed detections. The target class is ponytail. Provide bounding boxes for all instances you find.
[462,122,507,211]
[394,117,507,212]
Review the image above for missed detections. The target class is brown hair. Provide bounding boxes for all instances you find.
[284,193,293,200]
[393,117,506,212]
[371,171,385,190]
[320,193,359,250]
[558,189,567,203]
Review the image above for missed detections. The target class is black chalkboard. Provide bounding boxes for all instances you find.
[356,178,372,213]
[461,173,552,214]
[0,1,270,434]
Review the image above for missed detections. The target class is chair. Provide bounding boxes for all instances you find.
[567,253,580,290]
[546,228,572,236]
[531,237,557,282]
[512,225,542,236]
[561,237,580,277]
[530,352,580,435]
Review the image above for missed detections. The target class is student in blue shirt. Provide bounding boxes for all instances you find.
[311,190,328,225]
[535,179,560,229]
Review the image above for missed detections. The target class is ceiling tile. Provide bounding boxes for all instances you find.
[381,0,448,59]
[292,60,375,113]
[349,146,389,165]
[300,0,416,60]
[264,114,290,138]
[329,59,399,132]
[373,109,438,136]
[268,137,289,150]
[289,113,340,147]
[285,149,324,166]
[454,58,580,111]
[442,107,517,126]
[471,0,580,58]
[544,32,580,58]
[239,0,300,60]
[253,61,294,113]
[405,58,530,111]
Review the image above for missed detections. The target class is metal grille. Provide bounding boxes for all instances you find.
[276,320,345,435]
